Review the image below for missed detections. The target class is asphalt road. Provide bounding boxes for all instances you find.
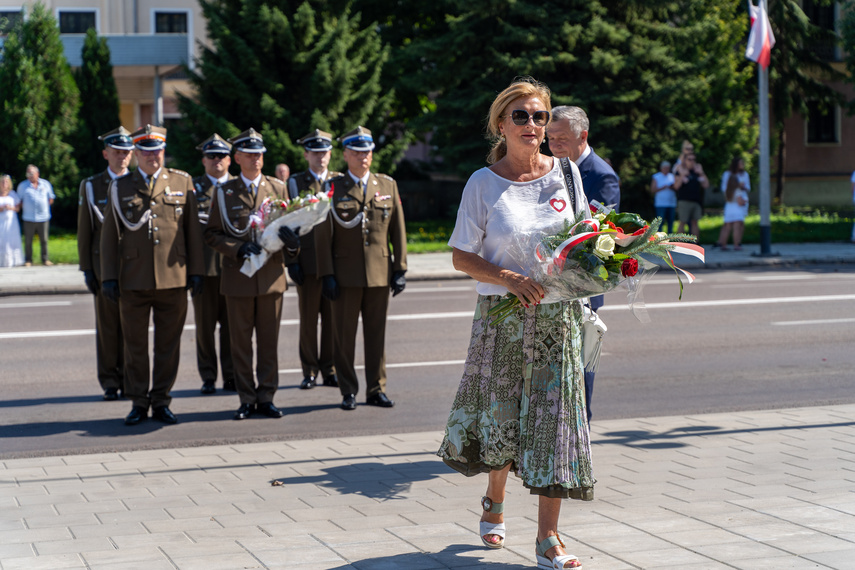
[1,264,853,459]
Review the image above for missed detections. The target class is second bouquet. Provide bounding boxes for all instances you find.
[238,190,332,277]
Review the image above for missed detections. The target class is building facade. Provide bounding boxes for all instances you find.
[0,0,207,132]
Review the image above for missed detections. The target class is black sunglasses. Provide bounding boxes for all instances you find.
[204,153,228,160]
[507,109,550,127]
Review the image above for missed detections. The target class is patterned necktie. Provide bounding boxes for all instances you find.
[147,176,155,192]
[249,182,256,196]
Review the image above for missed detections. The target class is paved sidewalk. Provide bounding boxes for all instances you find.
[2,242,855,296]
[2,404,854,569]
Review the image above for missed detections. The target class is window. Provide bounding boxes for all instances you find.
[806,101,839,144]
[802,0,837,61]
[0,10,22,34]
[58,10,96,34]
[155,12,187,34]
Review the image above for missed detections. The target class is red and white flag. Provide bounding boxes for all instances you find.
[746,0,776,69]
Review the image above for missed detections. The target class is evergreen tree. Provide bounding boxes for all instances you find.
[74,28,121,178]
[391,0,755,213]
[0,2,79,227]
[171,0,409,176]
[766,0,844,203]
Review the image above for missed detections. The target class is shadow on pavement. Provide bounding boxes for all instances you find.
[328,544,531,569]
[272,459,455,500]
[596,419,855,449]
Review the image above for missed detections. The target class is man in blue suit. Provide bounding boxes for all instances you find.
[547,105,620,424]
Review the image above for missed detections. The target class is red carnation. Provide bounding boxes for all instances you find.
[620,258,639,277]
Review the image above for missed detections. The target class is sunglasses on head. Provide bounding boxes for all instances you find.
[507,109,550,127]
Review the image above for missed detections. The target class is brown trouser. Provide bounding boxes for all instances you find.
[23,220,49,263]
[94,290,124,391]
[192,274,233,384]
[120,287,187,409]
[296,273,335,379]
[331,286,389,398]
[226,293,283,406]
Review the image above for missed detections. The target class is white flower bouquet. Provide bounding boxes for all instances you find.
[240,190,332,277]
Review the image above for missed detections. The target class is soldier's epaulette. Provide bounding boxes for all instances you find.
[167,168,191,178]
[330,171,344,178]
[376,173,394,181]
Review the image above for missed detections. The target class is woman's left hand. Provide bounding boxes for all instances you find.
[501,270,544,307]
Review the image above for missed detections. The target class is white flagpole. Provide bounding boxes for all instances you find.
[757,0,773,255]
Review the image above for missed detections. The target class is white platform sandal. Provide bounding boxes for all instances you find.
[479,496,505,549]
[535,534,580,569]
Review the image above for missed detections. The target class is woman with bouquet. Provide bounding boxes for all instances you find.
[436,78,591,569]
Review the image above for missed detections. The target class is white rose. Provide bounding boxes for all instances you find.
[593,234,615,259]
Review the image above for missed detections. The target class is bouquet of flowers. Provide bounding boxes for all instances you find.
[240,189,333,277]
[488,201,705,324]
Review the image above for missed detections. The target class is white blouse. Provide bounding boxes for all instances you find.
[448,157,588,296]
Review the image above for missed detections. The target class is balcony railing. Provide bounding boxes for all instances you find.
[0,33,189,67]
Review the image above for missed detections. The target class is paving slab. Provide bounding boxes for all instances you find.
[1,403,854,569]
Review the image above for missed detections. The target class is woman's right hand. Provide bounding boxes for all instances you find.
[501,270,544,307]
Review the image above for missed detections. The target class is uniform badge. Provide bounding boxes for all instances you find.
[226,189,234,196]
[338,195,353,202]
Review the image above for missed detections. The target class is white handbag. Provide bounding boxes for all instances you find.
[581,304,607,373]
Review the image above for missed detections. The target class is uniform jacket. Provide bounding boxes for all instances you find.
[100,168,204,290]
[193,174,234,277]
[314,172,407,288]
[204,174,292,297]
[77,169,118,281]
[577,147,621,210]
[287,169,341,276]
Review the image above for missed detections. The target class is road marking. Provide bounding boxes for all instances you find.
[744,275,817,281]
[2,294,853,339]
[599,294,855,311]
[0,301,72,309]
[280,359,465,374]
[771,318,855,326]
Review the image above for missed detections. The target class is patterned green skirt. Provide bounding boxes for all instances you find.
[437,295,594,500]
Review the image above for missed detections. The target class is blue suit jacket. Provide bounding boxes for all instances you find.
[577,147,620,312]
[577,147,620,210]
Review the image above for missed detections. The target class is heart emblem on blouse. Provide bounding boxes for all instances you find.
[549,198,566,212]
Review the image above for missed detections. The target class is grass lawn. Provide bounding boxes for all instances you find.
[28,206,855,264]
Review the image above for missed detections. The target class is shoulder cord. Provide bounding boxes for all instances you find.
[558,157,578,214]
[329,178,365,229]
[109,178,150,233]
[217,184,252,237]
[85,180,100,232]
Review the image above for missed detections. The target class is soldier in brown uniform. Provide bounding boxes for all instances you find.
[315,126,408,411]
[100,125,205,426]
[77,127,133,401]
[204,128,301,420]
[287,129,340,390]
[192,134,236,394]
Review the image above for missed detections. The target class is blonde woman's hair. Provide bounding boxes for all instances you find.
[0,174,11,191]
[486,77,552,165]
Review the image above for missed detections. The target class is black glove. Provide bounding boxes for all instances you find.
[287,263,305,287]
[321,275,340,301]
[391,270,406,297]
[83,270,99,296]
[187,275,204,298]
[278,225,300,253]
[102,280,120,304]
[238,241,262,259]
